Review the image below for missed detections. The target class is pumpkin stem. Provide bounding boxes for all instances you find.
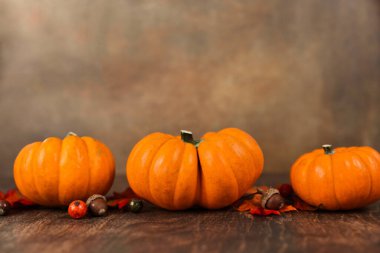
[322,144,334,154]
[180,130,203,147]
[181,130,194,143]
[66,132,78,137]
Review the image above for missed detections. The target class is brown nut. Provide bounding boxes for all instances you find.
[261,188,285,210]
[86,194,108,217]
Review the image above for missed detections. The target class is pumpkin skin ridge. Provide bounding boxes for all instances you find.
[13,145,29,202]
[171,141,195,210]
[312,152,342,209]
[58,135,91,205]
[79,136,91,198]
[217,128,264,183]
[146,136,177,207]
[348,150,373,205]
[205,132,254,197]
[322,153,341,210]
[30,142,51,205]
[14,143,45,205]
[307,155,322,208]
[95,139,116,195]
[148,138,186,209]
[55,138,63,206]
[147,137,175,207]
[197,140,239,209]
[330,149,369,210]
[216,131,261,192]
[126,133,173,204]
[198,133,240,208]
[312,153,338,209]
[351,147,380,206]
[79,136,114,203]
[290,152,321,207]
[363,148,380,201]
[30,142,46,204]
[34,138,62,206]
[150,138,182,209]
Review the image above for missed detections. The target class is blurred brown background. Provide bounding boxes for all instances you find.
[0,0,379,179]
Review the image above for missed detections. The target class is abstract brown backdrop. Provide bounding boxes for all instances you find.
[0,0,379,179]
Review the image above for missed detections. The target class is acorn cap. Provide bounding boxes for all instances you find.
[261,188,283,209]
[86,194,107,206]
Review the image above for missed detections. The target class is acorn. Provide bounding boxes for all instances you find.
[86,194,108,217]
[0,200,11,216]
[128,199,143,213]
[259,187,285,210]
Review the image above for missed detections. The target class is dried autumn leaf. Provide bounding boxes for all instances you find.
[280,204,297,213]
[107,187,140,209]
[0,189,35,207]
[250,207,280,216]
[234,184,311,216]
[235,191,283,216]
[236,200,256,212]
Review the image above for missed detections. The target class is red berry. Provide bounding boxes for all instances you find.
[278,184,293,198]
[68,200,87,219]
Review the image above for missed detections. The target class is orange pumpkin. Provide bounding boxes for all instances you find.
[290,144,380,210]
[14,132,115,206]
[126,128,264,210]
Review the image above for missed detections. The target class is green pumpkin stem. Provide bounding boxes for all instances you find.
[181,130,194,143]
[180,130,202,147]
[322,144,334,154]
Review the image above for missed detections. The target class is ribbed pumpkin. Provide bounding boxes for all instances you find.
[290,145,380,210]
[14,133,115,206]
[126,128,264,210]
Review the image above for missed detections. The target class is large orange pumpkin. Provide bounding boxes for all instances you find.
[290,144,380,210]
[14,133,115,206]
[126,128,264,210]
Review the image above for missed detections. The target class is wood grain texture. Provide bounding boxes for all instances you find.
[0,0,379,176]
[0,174,380,253]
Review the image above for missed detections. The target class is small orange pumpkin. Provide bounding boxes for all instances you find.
[126,128,264,210]
[14,133,115,206]
[290,144,380,210]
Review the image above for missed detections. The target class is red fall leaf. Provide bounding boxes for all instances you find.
[107,187,140,209]
[0,189,35,207]
[250,207,281,216]
[234,183,319,217]
[234,188,297,217]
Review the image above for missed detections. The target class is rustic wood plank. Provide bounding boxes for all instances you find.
[0,174,379,253]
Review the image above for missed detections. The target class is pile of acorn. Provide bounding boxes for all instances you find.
[68,195,143,219]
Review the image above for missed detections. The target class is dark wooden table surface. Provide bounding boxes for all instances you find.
[0,174,379,253]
